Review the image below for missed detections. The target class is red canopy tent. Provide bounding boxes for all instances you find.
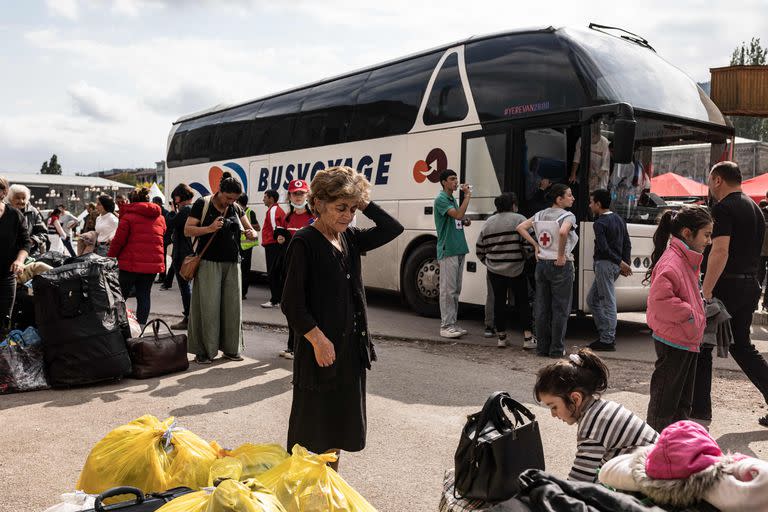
[650,173,708,197]
[741,173,768,203]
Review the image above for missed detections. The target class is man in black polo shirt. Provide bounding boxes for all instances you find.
[702,161,768,427]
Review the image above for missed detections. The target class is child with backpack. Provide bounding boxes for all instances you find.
[645,205,713,432]
[517,183,578,357]
[534,348,658,483]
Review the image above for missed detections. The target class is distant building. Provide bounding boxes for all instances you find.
[88,162,165,187]
[652,137,768,183]
[1,172,133,213]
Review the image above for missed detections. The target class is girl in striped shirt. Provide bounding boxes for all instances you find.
[534,348,658,482]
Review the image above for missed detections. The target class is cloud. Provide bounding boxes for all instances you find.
[46,0,79,20]
[68,81,128,122]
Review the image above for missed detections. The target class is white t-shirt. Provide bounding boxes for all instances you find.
[573,135,611,192]
[95,213,119,244]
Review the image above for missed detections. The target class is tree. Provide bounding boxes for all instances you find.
[728,37,768,141]
[40,154,63,174]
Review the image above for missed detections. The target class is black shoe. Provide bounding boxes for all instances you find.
[759,414,768,428]
[588,340,616,352]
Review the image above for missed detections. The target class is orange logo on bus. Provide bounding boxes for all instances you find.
[413,148,447,183]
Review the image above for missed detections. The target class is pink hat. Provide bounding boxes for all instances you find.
[645,421,722,480]
[288,179,309,193]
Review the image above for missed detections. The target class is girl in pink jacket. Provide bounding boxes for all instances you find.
[645,206,713,432]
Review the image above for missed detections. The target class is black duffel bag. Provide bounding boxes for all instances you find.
[127,319,189,379]
[33,255,132,387]
[83,486,194,511]
[454,391,545,502]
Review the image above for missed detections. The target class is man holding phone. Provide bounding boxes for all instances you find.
[434,169,472,338]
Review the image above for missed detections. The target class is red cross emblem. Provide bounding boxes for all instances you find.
[539,231,552,248]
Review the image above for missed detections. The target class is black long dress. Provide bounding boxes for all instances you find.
[281,202,403,453]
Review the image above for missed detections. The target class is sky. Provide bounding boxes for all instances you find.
[1,0,766,175]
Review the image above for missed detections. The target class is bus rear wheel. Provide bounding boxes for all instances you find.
[402,241,440,318]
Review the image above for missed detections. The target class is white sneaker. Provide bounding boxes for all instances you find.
[523,335,538,350]
[440,326,463,339]
[261,301,278,308]
[454,325,468,335]
[497,334,508,348]
[279,350,294,359]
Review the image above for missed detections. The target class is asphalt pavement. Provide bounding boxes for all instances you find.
[3,280,768,511]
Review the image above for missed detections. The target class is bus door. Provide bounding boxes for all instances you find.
[459,128,512,305]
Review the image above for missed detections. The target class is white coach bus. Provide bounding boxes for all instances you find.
[166,24,733,317]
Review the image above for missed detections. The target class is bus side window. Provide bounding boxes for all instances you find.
[349,52,441,142]
[423,52,469,125]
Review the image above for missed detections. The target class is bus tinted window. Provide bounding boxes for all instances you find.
[182,124,214,164]
[212,102,262,161]
[167,131,185,167]
[465,33,588,123]
[423,52,469,125]
[256,90,307,154]
[295,72,370,148]
[349,52,442,141]
[561,28,727,126]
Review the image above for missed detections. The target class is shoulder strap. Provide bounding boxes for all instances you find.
[192,196,213,249]
[556,211,572,223]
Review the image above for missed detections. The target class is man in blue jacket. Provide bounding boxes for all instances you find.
[587,189,632,351]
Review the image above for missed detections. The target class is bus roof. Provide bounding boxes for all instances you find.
[172,26,556,125]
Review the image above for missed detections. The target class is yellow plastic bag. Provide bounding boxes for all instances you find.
[208,457,244,486]
[156,479,287,512]
[77,415,218,495]
[257,445,377,512]
[225,444,290,479]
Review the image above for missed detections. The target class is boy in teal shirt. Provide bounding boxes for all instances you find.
[434,169,472,338]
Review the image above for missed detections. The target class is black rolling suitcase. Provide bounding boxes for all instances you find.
[32,254,132,387]
[83,486,194,511]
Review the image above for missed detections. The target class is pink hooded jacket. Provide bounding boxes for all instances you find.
[646,237,705,352]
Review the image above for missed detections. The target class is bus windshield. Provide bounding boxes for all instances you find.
[561,27,726,126]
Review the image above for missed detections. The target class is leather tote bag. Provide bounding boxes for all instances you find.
[454,391,545,502]
[126,319,189,379]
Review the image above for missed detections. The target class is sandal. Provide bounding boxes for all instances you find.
[759,414,768,428]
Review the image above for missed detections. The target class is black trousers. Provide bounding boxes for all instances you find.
[487,270,532,334]
[691,346,714,420]
[0,271,16,330]
[118,270,156,325]
[240,248,253,297]
[264,243,283,304]
[647,340,698,432]
[714,278,768,405]
[62,237,76,257]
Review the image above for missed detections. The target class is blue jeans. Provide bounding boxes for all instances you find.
[439,254,465,328]
[587,260,620,344]
[535,260,574,357]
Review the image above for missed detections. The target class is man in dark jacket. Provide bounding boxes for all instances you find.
[166,184,195,329]
[8,184,48,256]
[587,189,632,352]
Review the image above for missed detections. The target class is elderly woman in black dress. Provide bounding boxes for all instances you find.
[0,176,31,333]
[281,166,403,470]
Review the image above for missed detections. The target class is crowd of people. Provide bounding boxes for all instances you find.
[2,157,768,494]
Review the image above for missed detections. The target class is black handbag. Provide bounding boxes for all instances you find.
[126,319,189,379]
[454,391,545,502]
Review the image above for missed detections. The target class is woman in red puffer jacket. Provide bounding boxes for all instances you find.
[108,187,166,324]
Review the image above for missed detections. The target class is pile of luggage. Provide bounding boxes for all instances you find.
[43,415,377,512]
[1,253,187,394]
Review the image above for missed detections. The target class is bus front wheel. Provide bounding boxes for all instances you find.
[402,241,440,318]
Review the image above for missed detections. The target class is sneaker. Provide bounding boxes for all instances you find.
[279,350,294,359]
[497,333,508,348]
[261,301,278,308]
[222,353,244,361]
[170,317,188,330]
[523,335,538,350]
[588,340,616,352]
[159,284,171,291]
[483,327,496,338]
[454,325,468,335]
[194,355,212,365]
[440,326,463,339]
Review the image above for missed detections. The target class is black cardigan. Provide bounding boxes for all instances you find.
[281,201,404,391]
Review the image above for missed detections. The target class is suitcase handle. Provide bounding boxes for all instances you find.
[93,486,144,511]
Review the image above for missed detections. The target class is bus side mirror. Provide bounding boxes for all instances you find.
[613,117,636,164]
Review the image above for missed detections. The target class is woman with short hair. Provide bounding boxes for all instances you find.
[82,195,119,256]
[167,183,195,330]
[281,166,403,470]
[107,187,166,325]
[184,172,258,364]
[8,184,48,256]
[0,176,31,333]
